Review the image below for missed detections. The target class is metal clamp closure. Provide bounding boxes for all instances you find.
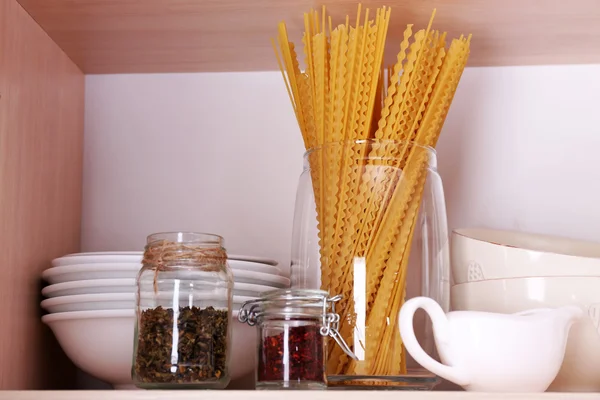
[323,294,357,360]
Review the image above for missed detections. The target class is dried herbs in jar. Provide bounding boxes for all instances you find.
[134,306,228,385]
[133,232,232,389]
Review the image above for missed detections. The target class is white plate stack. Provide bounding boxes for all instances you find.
[41,251,289,389]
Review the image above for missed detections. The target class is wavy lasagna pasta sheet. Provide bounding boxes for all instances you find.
[273,5,470,379]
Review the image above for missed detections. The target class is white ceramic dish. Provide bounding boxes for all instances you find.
[42,263,142,284]
[43,263,287,285]
[42,279,137,297]
[452,228,600,285]
[42,310,134,388]
[42,278,279,298]
[42,309,256,389]
[52,254,143,267]
[42,293,134,313]
[55,252,279,267]
[41,293,256,313]
[451,276,600,392]
[228,259,284,276]
[62,252,142,257]
[228,254,278,266]
[231,269,289,288]
[232,282,279,297]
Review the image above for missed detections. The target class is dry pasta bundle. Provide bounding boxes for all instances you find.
[274,5,470,378]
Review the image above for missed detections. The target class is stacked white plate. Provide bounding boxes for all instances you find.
[41,251,289,389]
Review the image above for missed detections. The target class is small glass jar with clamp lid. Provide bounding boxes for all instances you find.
[238,289,356,390]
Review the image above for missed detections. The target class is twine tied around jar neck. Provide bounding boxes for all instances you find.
[142,240,228,293]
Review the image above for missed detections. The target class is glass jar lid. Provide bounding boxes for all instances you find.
[238,289,357,360]
[241,289,330,320]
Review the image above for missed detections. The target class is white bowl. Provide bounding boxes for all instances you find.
[42,279,281,299]
[451,277,600,392]
[228,260,284,276]
[452,228,600,285]
[42,279,137,297]
[228,254,278,266]
[42,310,134,387]
[232,282,281,297]
[231,269,289,288]
[52,254,143,267]
[43,263,289,285]
[41,293,257,313]
[54,252,279,267]
[43,309,256,389]
[42,264,141,283]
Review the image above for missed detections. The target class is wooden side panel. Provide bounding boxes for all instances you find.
[0,0,84,389]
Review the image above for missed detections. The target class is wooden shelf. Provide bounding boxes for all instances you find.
[2,392,600,400]
[16,0,600,74]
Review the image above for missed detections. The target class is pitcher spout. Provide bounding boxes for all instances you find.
[555,306,584,326]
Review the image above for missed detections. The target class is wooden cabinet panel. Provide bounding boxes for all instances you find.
[14,0,600,73]
[0,0,84,389]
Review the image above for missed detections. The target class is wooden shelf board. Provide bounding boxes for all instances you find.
[1,392,600,400]
[16,0,600,74]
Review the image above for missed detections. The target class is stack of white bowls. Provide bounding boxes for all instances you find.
[450,228,600,392]
[41,251,289,389]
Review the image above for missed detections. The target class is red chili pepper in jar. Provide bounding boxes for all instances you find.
[258,324,325,383]
[238,289,356,390]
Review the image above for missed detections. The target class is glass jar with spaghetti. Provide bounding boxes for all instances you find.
[132,232,233,389]
[289,140,450,389]
[238,289,357,390]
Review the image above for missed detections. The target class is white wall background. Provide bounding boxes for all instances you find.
[83,65,600,272]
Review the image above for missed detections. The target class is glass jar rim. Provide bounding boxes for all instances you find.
[146,231,224,246]
[303,139,437,158]
[238,289,332,321]
[260,288,329,300]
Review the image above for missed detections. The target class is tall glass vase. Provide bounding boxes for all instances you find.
[290,139,449,389]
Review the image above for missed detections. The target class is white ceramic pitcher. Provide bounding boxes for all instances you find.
[399,296,582,392]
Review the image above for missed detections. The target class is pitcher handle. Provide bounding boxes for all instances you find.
[399,296,470,386]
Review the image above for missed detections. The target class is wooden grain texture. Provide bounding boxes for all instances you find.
[14,0,600,73]
[0,0,84,389]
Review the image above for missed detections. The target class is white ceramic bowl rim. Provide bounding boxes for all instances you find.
[41,292,257,305]
[62,252,143,256]
[42,278,135,293]
[451,275,600,289]
[42,308,242,323]
[42,264,285,282]
[454,228,600,259]
[42,278,279,296]
[55,252,279,266]
[42,263,141,276]
[42,309,134,323]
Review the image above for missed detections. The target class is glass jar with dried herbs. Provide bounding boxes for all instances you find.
[132,232,233,389]
[238,289,356,390]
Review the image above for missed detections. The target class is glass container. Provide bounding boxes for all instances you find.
[289,139,450,389]
[238,289,356,390]
[132,232,233,389]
